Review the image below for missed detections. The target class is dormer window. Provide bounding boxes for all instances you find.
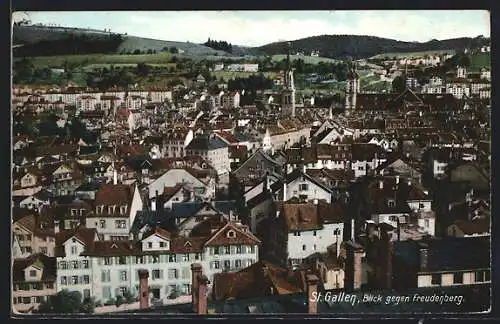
[108,206,113,214]
[71,209,77,216]
[388,199,396,207]
[227,230,236,238]
[120,205,127,215]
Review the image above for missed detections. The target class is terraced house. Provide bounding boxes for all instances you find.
[54,220,260,305]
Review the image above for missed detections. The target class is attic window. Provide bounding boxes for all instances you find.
[227,230,236,238]
[111,243,118,249]
[388,199,396,207]
[184,241,192,247]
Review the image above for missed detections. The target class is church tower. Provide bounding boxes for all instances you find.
[282,42,296,118]
[345,60,359,113]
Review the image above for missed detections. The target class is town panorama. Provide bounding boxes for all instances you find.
[11,11,491,316]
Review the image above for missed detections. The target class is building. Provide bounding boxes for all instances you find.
[268,201,345,269]
[185,134,230,177]
[392,236,490,289]
[345,62,360,113]
[84,183,143,241]
[55,222,260,304]
[13,253,57,313]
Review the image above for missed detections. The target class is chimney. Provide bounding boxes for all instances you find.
[138,269,149,309]
[306,274,319,314]
[303,164,307,174]
[380,228,393,289]
[351,218,355,241]
[344,241,364,292]
[419,242,429,272]
[191,263,202,313]
[54,220,60,234]
[113,169,118,185]
[407,180,412,187]
[283,181,287,201]
[191,263,210,315]
[313,199,319,205]
[379,180,384,189]
[395,175,400,184]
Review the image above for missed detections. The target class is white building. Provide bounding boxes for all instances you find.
[55,221,260,304]
[269,201,345,269]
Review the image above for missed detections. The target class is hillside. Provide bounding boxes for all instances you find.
[256,35,490,59]
[12,25,234,57]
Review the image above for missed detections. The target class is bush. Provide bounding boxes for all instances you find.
[115,295,125,307]
[104,298,115,306]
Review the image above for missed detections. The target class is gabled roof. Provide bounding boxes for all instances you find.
[204,221,261,247]
[55,227,98,257]
[12,253,57,282]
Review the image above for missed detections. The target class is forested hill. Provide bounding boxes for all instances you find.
[255,35,491,59]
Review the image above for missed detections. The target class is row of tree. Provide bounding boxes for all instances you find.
[203,38,233,53]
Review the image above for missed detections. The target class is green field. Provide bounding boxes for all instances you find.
[271,55,340,64]
[470,52,491,69]
[370,49,456,60]
[19,52,176,68]
[211,71,279,81]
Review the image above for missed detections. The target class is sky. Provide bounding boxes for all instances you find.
[12,10,490,47]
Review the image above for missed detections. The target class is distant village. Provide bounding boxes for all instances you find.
[11,41,491,315]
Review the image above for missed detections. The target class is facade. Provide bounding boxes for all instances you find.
[55,222,260,304]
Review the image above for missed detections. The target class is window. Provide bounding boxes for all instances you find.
[182,254,190,262]
[195,253,200,260]
[99,220,106,229]
[104,257,113,265]
[115,220,126,229]
[60,276,67,285]
[236,245,242,254]
[169,254,177,262]
[299,184,309,191]
[424,219,430,228]
[22,297,31,304]
[148,242,153,249]
[46,283,54,289]
[419,203,425,209]
[214,247,220,255]
[152,255,160,263]
[168,269,178,279]
[224,260,231,270]
[213,261,220,269]
[82,260,89,269]
[83,275,90,284]
[235,259,242,268]
[302,245,306,251]
[249,245,255,253]
[475,271,485,282]
[136,256,144,264]
[72,261,79,269]
[119,270,128,281]
[294,231,301,236]
[101,270,111,282]
[453,273,463,284]
[83,289,91,299]
[159,242,166,248]
[224,246,231,254]
[227,230,236,238]
[313,231,317,236]
[71,246,78,255]
[71,276,79,285]
[152,269,162,280]
[313,244,317,251]
[34,296,42,303]
[388,199,395,208]
[118,256,127,265]
[102,286,112,300]
[29,270,37,277]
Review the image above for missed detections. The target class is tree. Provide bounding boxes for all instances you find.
[392,75,406,93]
[36,290,94,314]
[136,63,150,77]
[169,47,178,54]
